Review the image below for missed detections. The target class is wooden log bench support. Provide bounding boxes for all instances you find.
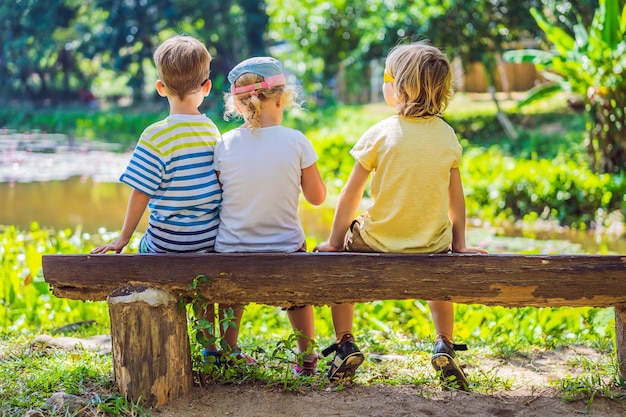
[42,252,626,407]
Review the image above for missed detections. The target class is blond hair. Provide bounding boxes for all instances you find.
[223,73,298,131]
[385,42,453,117]
[154,35,211,101]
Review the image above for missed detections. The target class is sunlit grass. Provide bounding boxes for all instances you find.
[445,91,574,118]
[0,338,114,413]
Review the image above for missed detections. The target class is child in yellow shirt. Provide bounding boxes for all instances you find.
[316,41,487,389]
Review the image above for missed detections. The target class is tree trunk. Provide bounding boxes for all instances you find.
[108,285,192,407]
[587,88,626,173]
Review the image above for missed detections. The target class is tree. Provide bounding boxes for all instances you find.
[0,0,269,104]
[504,0,626,173]
[89,0,180,102]
[264,0,565,102]
[266,0,447,100]
[0,0,80,100]
[168,0,269,94]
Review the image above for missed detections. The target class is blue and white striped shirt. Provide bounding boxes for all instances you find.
[120,114,222,253]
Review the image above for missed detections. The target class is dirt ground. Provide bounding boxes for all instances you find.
[152,384,625,417]
[153,346,626,417]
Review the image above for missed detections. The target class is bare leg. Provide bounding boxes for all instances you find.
[327,303,363,381]
[428,300,454,341]
[287,305,316,354]
[201,303,219,351]
[220,303,244,350]
[330,303,355,340]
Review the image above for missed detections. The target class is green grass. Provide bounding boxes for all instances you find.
[1,317,620,416]
[0,331,147,416]
[0,224,110,333]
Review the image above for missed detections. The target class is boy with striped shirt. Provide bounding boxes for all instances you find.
[92,35,221,254]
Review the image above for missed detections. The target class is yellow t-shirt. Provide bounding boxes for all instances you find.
[350,115,462,253]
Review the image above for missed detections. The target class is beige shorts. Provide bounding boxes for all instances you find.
[344,216,378,253]
[344,216,451,255]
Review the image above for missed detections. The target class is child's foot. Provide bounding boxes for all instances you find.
[293,353,319,377]
[430,335,469,391]
[201,349,221,366]
[322,333,364,381]
[225,349,257,366]
[202,348,257,366]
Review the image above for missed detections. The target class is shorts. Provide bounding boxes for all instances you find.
[344,216,378,253]
[138,235,149,253]
[346,216,451,255]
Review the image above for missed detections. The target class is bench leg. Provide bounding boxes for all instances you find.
[107,285,192,407]
[615,303,626,381]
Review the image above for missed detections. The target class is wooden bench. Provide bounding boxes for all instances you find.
[42,252,626,407]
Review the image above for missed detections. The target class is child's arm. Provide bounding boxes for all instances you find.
[315,162,370,252]
[301,163,326,206]
[448,168,488,254]
[91,189,151,254]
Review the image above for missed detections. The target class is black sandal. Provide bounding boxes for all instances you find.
[322,333,365,381]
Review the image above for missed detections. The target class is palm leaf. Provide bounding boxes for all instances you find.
[602,0,620,48]
[516,81,563,109]
[502,49,553,65]
[530,8,575,53]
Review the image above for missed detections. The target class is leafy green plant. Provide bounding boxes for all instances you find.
[503,0,626,173]
[462,147,626,228]
[182,273,259,383]
[0,224,109,333]
[183,274,236,360]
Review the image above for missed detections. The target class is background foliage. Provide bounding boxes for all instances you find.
[0,0,598,102]
[504,0,626,173]
[7,0,626,173]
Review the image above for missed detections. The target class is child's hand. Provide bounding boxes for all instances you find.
[91,237,129,254]
[313,242,343,252]
[451,245,488,255]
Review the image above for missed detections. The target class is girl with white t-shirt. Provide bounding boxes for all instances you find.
[214,57,326,376]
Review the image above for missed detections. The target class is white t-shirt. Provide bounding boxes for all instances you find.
[214,125,318,252]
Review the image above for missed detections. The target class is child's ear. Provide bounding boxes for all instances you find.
[155,80,167,97]
[202,79,212,96]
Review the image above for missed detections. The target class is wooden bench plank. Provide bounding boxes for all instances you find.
[42,253,626,308]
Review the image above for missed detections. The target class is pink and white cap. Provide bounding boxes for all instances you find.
[228,57,287,95]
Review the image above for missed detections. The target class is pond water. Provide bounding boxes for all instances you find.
[1,142,624,254]
[4,175,626,255]
[1,177,148,233]
[0,175,334,239]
